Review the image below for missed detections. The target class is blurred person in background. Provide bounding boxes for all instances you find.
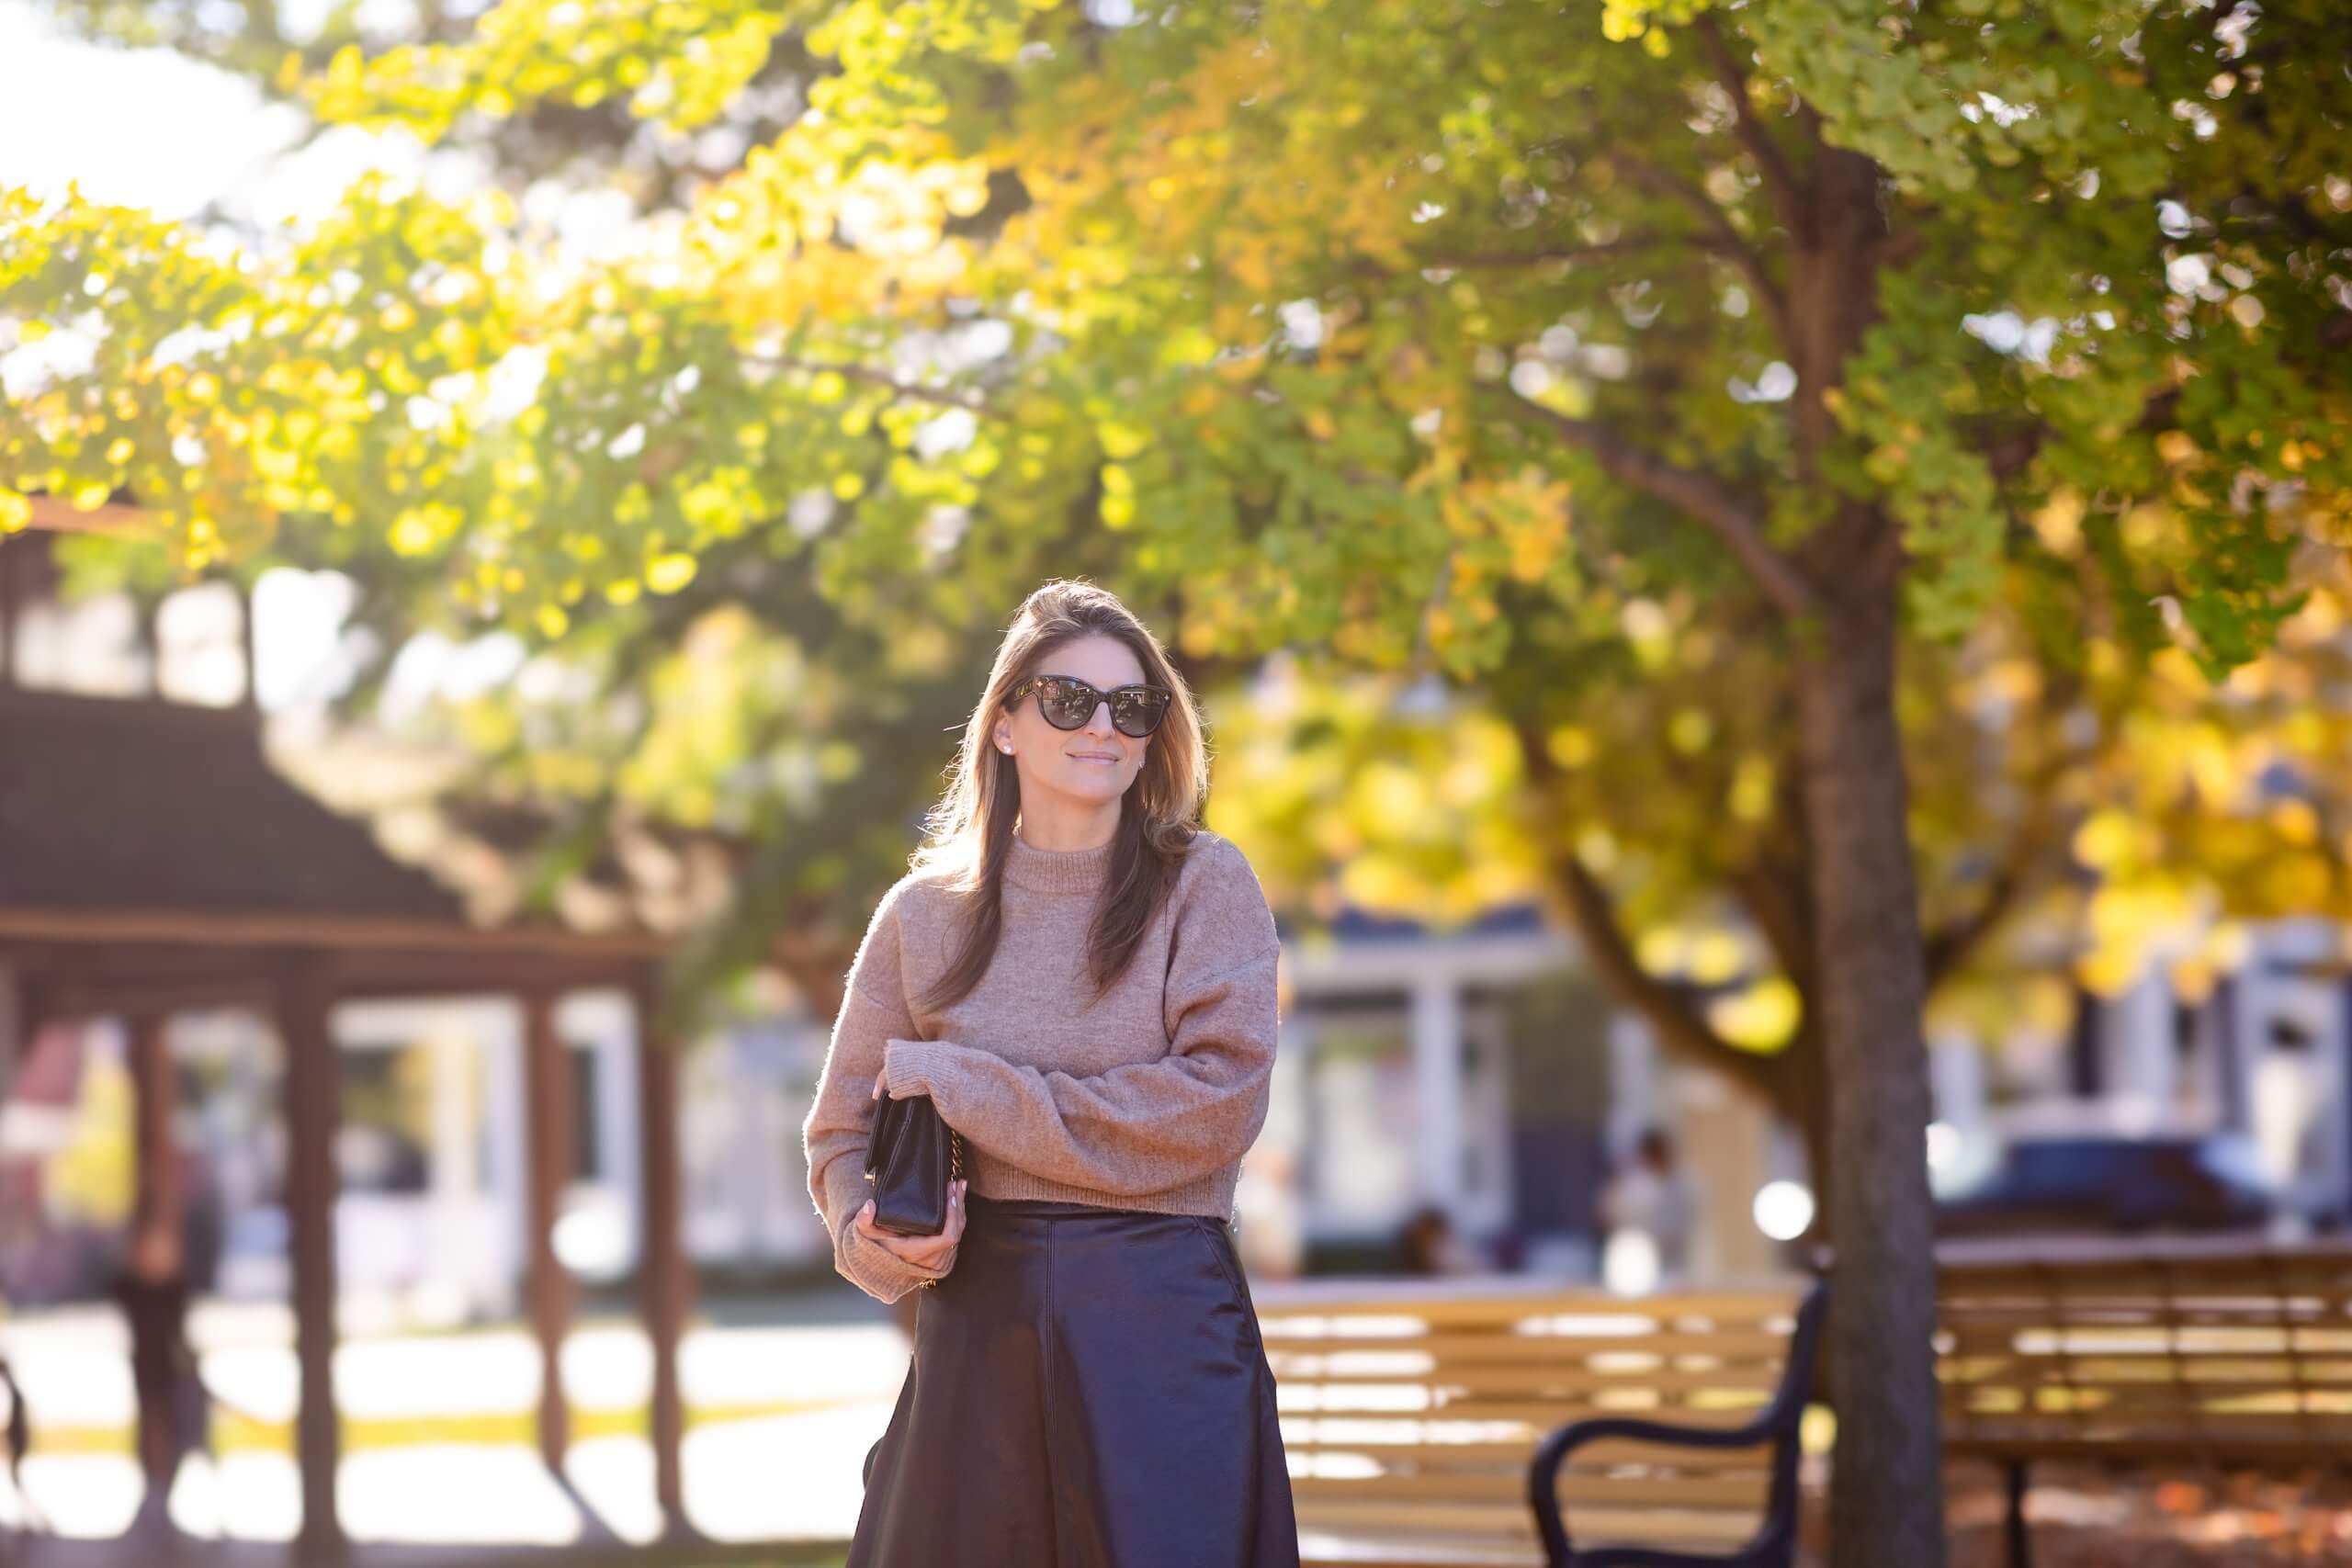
[1395,1205,1483,1276]
[1232,1144,1306,1281]
[1,1350,38,1536]
[1599,1127,1697,1286]
[111,1216,206,1543]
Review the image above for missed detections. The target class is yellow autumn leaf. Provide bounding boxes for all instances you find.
[646,552,698,593]
[1706,977,1800,1051]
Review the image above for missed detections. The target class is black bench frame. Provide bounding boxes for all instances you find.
[1527,1277,1830,1568]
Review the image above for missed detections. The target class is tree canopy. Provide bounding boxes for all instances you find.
[13,0,2341,665]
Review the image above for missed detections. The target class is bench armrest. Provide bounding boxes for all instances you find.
[1540,1411,1789,1457]
[1526,1415,1788,1567]
[1525,1278,1829,1567]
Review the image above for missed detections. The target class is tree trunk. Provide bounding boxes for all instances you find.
[1793,542,1948,1568]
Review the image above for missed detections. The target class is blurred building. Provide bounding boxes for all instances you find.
[0,517,698,1546]
[1926,919,2352,1229]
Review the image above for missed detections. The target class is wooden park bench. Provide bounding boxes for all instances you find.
[1936,1236,2352,1567]
[1252,1275,1828,1567]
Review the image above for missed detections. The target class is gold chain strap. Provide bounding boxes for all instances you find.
[919,1132,967,1292]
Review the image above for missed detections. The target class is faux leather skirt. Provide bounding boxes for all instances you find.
[849,1194,1300,1568]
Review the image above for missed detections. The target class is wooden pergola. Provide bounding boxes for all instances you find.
[0,680,696,1553]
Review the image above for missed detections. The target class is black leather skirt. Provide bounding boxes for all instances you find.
[849,1194,1300,1568]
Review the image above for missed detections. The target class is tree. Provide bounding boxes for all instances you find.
[6,0,2347,1557]
[1207,540,2352,1203]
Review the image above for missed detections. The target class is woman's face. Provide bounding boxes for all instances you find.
[994,633,1152,807]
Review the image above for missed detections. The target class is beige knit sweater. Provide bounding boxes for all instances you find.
[801,828,1283,1303]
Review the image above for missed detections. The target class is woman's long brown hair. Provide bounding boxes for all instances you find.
[907,579,1211,1013]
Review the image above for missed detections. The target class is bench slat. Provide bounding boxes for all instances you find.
[1286,1434,1784,1470]
[1297,1497,1763,1545]
[1265,1331,1804,1359]
[1267,1364,1789,1395]
[1298,1533,1544,1568]
[1295,1472,1770,1508]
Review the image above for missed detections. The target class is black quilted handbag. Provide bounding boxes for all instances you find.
[863,1089,966,1237]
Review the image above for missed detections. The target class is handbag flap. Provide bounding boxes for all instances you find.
[869,1093,956,1235]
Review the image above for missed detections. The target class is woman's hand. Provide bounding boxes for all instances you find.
[854,1179,967,1273]
[862,1066,964,1271]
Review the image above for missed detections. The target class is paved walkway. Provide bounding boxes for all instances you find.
[22,1303,2352,1563]
[1942,1464,2352,1564]
[4,1537,844,1568]
[0,1307,908,1548]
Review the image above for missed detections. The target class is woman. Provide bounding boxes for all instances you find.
[801,579,1299,1567]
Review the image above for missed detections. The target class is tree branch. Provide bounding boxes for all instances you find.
[1921,840,2041,992]
[746,353,994,413]
[1544,834,1791,1111]
[1509,717,1792,1112]
[1974,422,2047,484]
[1486,386,1819,619]
[1410,234,1747,272]
[1693,14,1808,232]
[1920,684,2092,988]
[1973,378,2188,493]
[1610,149,1793,345]
[1724,755,1819,999]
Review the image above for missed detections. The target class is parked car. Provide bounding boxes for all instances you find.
[1934,1131,2274,1238]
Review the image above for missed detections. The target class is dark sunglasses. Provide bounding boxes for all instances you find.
[1010,674,1173,738]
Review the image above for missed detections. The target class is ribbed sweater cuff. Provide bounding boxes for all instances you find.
[883,1036,960,1101]
[836,1212,953,1303]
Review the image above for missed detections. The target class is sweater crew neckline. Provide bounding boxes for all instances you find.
[1004,829,1115,895]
